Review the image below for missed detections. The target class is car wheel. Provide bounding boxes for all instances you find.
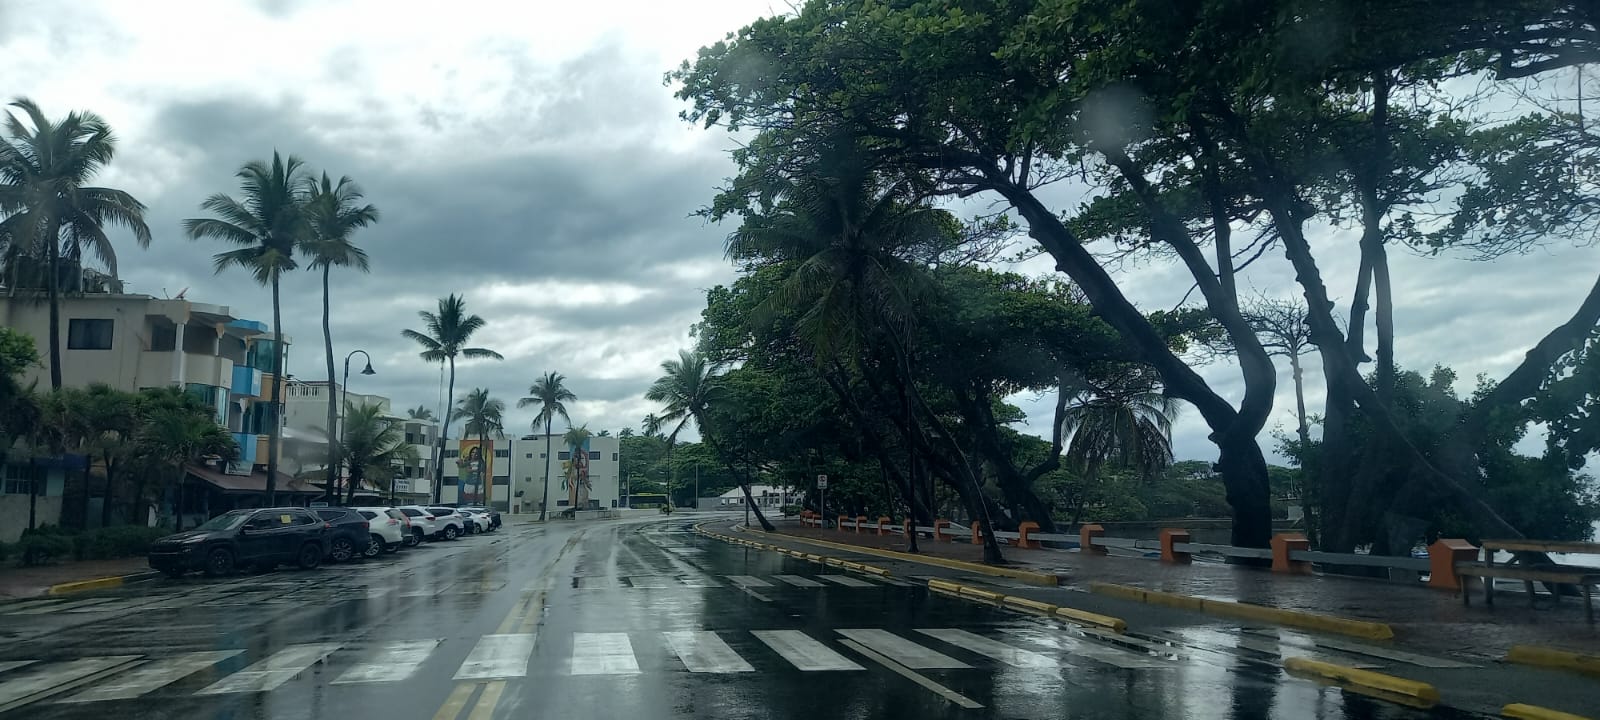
[329,536,355,562]
[363,535,383,559]
[443,525,459,541]
[202,548,234,577]
[385,541,401,553]
[405,529,421,546]
[296,543,323,570]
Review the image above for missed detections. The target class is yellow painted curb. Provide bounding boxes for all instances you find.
[1089,582,1394,641]
[47,575,127,595]
[838,561,866,572]
[1503,703,1594,720]
[1284,657,1438,707]
[754,530,1058,586]
[957,586,1005,604]
[927,579,963,594]
[805,554,823,563]
[1054,606,1128,633]
[1001,596,1059,615]
[1506,645,1600,678]
[860,565,891,576]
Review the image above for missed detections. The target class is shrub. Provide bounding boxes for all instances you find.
[779,504,801,517]
[73,526,171,560]
[0,540,9,562]
[17,534,74,566]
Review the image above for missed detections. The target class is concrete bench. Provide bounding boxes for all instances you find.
[1456,562,1598,623]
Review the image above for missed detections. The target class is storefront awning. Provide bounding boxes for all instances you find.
[185,463,324,495]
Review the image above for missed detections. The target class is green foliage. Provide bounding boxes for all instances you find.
[15,532,73,566]
[0,327,37,376]
[72,525,169,560]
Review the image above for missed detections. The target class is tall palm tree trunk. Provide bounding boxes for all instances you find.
[46,222,63,389]
[322,265,339,502]
[434,357,456,504]
[539,419,553,521]
[265,277,283,506]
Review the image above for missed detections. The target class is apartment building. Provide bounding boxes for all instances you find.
[281,382,432,503]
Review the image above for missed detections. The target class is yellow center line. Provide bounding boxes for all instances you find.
[517,590,548,633]
[431,682,479,720]
[467,681,507,720]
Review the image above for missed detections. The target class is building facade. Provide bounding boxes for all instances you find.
[505,434,621,515]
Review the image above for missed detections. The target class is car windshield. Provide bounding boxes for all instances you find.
[192,512,250,532]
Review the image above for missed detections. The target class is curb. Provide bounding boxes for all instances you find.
[1089,582,1395,641]
[1502,703,1594,720]
[1505,645,1600,678]
[1283,657,1439,708]
[47,570,159,596]
[746,529,1060,586]
[693,525,894,579]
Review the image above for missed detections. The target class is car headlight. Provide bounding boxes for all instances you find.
[182,536,208,545]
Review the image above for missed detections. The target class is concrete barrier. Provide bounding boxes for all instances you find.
[934,519,951,542]
[1159,528,1191,563]
[970,521,982,545]
[877,516,890,535]
[1016,521,1041,549]
[1081,523,1107,555]
[1283,657,1439,707]
[855,516,868,534]
[1272,533,1312,574]
[1428,538,1477,590]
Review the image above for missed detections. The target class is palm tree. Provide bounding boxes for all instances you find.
[518,371,575,521]
[73,383,137,527]
[406,405,435,421]
[132,387,237,530]
[184,151,309,505]
[451,388,505,506]
[402,294,502,502]
[562,424,594,507]
[303,172,379,494]
[339,401,418,506]
[1062,380,1180,525]
[641,414,664,438]
[0,98,152,389]
[645,349,775,531]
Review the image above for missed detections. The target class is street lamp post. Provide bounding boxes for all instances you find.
[336,349,376,504]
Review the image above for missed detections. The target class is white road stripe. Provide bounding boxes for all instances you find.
[772,575,824,588]
[0,657,142,710]
[194,643,343,694]
[818,575,876,588]
[676,577,722,587]
[726,575,775,588]
[1243,629,1476,668]
[751,630,863,672]
[839,639,983,709]
[454,634,536,680]
[334,640,442,684]
[916,629,1057,668]
[836,629,969,669]
[1002,629,1168,669]
[59,650,244,702]
[0,599,68,614]
[7,598,118,615]
[663,632,755,673]
[569,633,640,675]
[625,576,673,588]
[0,662,36,676]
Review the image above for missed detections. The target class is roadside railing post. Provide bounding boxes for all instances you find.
[877,516,890,535]
[1160,528,1192,564]
[970,521,982,545]
[855,516,868,534]
[1080,523,1107,555]
[1271,533,1312,574]
[1017,521,1041,549]
[1428,538,1478,590]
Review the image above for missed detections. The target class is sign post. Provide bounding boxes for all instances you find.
[817,474,828,528]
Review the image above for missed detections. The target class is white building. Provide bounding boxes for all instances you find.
[714,484,800,510]
[280,381,433,504]
[505,433,621,515]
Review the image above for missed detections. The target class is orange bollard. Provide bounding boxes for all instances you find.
[877,516,891,535]
[934,519,952,542]
[970,521,982,545]
[1159,528,1192,563]
[903,519,914,539]
[855,516,868,534]
[1271,533,1312,574]
[1428,538,1479,590]
[838,515,849,532]
[1080,523,1106,555]
[1017,521,1041,549]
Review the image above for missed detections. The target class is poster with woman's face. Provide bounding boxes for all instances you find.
[566,438,591,508]
[457,440,493,505]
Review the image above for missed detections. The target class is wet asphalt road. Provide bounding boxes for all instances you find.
[0,515,1486,720]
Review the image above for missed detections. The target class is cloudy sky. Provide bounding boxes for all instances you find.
[3,0,1595,464]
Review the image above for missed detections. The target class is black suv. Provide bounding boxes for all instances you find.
[314,507,377,561]
[148,508,330,578]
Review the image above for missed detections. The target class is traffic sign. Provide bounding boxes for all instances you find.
[816,474,828,489]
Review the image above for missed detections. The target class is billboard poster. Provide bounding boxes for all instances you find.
[563,436,591,509]
[457,439,493,506]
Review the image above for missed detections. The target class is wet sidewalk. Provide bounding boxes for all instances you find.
[0,557,153,598]
[755,521,1600,660]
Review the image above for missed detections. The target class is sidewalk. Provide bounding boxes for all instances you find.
[757,521,1599,660]
[0,557,154,599]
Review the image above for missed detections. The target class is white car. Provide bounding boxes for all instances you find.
[423,506,466,541]
[457,508,494,534]
[394,506,444,544]
[352,507,408,552]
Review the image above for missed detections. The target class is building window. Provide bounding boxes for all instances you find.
[443,477,458,486]
[67,319,114,350]
[444,449,459,458]
[525,453,533,459]
[557,451,570,460]
[494,449,509,458]
[493,477,508,485]
[556,500,569,507]
[405,432,416,444]
[589,451,600,460]
[540,453,546,459]
[612,452,619,462]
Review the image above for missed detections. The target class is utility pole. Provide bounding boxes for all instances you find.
[694,463,700,511]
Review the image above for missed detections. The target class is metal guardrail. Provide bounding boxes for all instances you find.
[1293,550,1430,571]
[1176,542,1274,559]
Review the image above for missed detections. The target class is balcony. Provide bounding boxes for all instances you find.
[136,351,234,390]
[231,365,262,398]
[232,432,259,466]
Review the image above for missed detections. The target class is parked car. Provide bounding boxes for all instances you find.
[314,507,377,560]
[148,508,330,578]
[353,506,408,553]
[457,508,494,534]
[459,506,501,531]
[394,506,440,544]
[424,507,466,540]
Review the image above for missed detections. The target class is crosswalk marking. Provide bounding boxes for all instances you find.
[818,575,876,588]
[1002,629,1168,669]
[570,633,640,675]
[772,575,825,588]
[0,656,142,710]
[663,631,755,673]
[727,575,775,588]
[836,629,970,669]
[625,576,674,588]
[1232,637,1381,669]
[334,640,442,684]
[59,650,243,702]
[455,634,536,680]
[751,630,863,671]
[676,577,722,588]
[194,643,342,694]
[916,629,1057,668]
[1241,629,1476,668]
